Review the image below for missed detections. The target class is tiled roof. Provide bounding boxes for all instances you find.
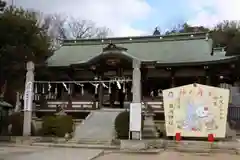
[47,32,237,67]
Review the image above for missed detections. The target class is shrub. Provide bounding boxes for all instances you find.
[114,111,129,139]
[41,116,57,136]
[55,115,74,137]
[8,112,36,136]
[115,111,144,139]
[41,115,74,137]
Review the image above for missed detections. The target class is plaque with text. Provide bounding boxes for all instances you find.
[163,84,229,138]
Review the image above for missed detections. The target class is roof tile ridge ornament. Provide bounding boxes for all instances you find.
[102,42,128,52]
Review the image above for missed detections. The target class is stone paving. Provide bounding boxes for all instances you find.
[1,145,240,160]
[0,146,103,160]
[95,151,240,160]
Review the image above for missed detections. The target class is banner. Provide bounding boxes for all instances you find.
[24,81,33,111]
[163,84,229,138]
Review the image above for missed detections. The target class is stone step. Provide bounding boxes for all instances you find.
[68,138,112,145]
[142,115,158,139]
[72,109,121,142]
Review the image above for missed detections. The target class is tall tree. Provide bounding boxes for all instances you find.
[212,20,240,55]
[38,14,111,49]
[66,17,110,39]
[165,23,209,35]
[0,0,6,11]
[163,21,240,56]
[0,6,52,104]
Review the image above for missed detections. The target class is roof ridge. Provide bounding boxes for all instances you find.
[62,33,208,46]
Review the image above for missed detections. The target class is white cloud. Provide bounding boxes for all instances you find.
[7,0,152,37]
[187,0,240,28]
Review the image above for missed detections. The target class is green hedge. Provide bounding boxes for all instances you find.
[41,115,74,137]
[114,111,129,139]
[114,111,144,139]
[8,112,36,136]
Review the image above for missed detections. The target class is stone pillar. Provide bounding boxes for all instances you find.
[23,61,34,136]
[130,59,142,140]
[132,59,141,103]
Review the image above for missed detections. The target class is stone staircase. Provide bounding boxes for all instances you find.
[70,109,121,145]
[142,102,158,139]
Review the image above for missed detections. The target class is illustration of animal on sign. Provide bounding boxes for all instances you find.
[176,97,218,132]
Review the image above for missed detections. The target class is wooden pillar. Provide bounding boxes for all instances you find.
[67,84,73,109]
[98,74,104,109]
[205,69,211,85]
[67,68,74,109]
[171,70,175,88]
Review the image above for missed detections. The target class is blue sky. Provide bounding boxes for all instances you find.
[8,0,240,36]
[132,0,195,32]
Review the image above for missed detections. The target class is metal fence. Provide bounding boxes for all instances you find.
[228,105,240,121]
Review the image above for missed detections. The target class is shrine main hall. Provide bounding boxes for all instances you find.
[26,32,240,115]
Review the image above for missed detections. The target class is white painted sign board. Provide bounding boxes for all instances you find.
[163,83,229,138]
[129,103,142,132]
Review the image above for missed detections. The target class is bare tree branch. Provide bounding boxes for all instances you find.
[67,17,110,39]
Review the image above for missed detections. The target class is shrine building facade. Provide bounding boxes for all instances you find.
[20,32,240,119]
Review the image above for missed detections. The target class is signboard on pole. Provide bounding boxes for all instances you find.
[24,81,33,111]
[163,83,229,138]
